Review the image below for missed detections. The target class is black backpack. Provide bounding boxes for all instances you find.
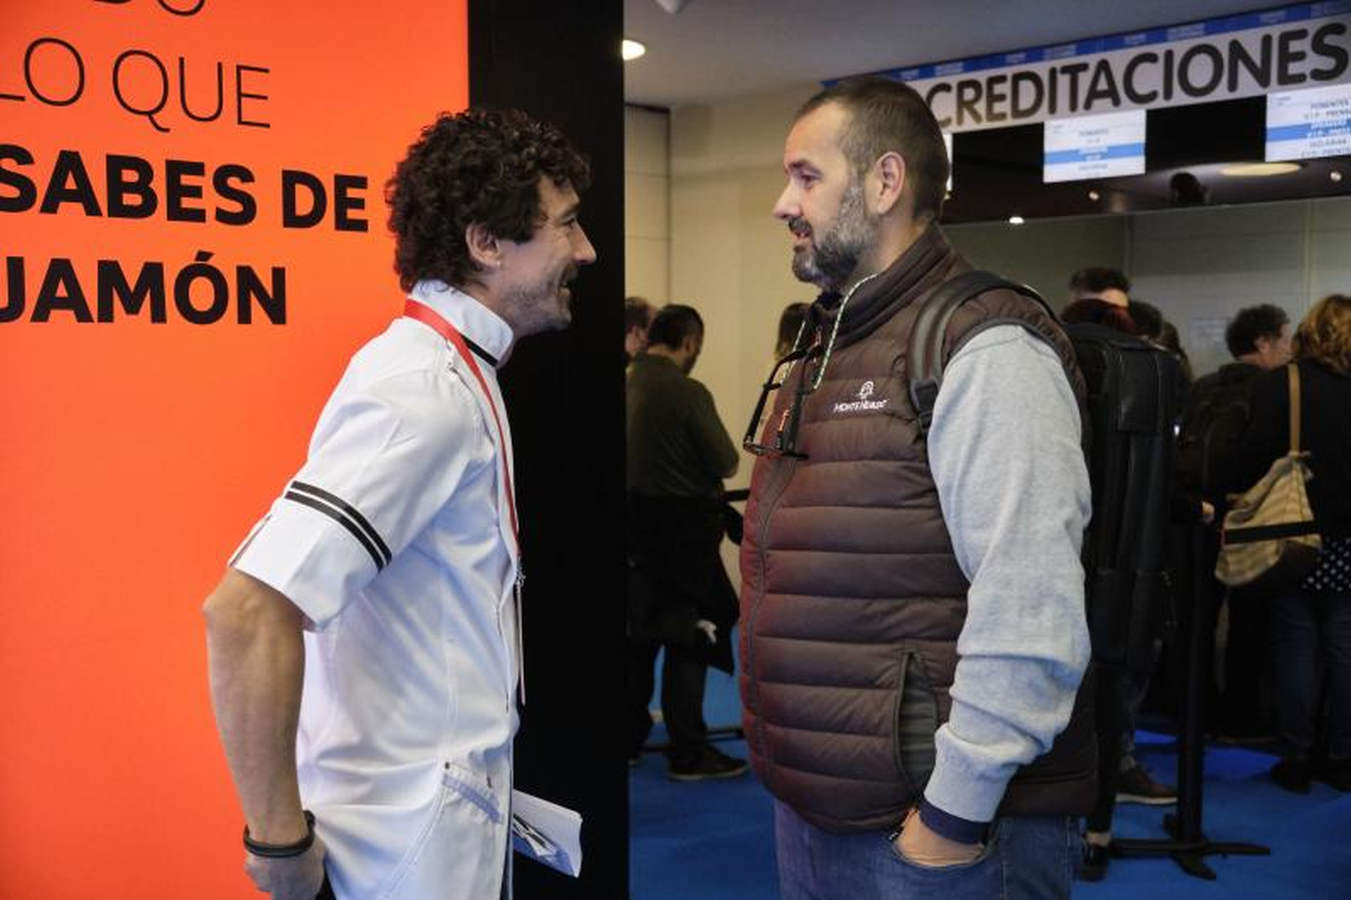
[909,271,1182,670]
[1176,365,1259,503]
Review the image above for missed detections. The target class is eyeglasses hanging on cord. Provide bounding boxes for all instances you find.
[742,271,881,460]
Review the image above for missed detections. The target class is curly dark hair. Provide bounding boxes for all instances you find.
[386,108,591,291]
[1225,303,1289,358]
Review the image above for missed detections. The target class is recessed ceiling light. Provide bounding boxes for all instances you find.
[1218,162,1302,177]
[1008,215,1025,225]
[622,39,647,61]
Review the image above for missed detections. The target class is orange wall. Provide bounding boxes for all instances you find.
[0,2,467,895]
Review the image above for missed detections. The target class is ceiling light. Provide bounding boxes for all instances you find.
[1218,162,1302,177]
[1332,170,1344,183]
[621,39,647,61]
[1087,190,1100,202]
[1008,215,1025,225]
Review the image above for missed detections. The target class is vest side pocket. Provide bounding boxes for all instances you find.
[892,648,938,795]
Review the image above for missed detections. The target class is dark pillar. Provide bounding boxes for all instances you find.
[469,3,627,897]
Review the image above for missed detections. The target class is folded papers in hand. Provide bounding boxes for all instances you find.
[510,789,582,877]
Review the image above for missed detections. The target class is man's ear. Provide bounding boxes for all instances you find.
[465,222,502,272]
[872,151,907,216]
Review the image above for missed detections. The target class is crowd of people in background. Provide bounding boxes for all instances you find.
[1055,272,1351,806]
[623,77,1350,897]
[625,301,747,782]
[626,273,1351,882]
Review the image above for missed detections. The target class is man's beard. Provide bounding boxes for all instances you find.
[790,179,875,292]
[507,266,577,333]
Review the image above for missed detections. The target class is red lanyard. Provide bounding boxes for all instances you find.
[403,299,519,551]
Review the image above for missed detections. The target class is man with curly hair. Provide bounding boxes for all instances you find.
[204,108,595,900]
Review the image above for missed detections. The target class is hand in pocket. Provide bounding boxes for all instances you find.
[893,808,983,869]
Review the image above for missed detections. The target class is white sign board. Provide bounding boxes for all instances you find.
[1266,81,1351,159]
[1044,110,1147,182]
[837,2,1351,134]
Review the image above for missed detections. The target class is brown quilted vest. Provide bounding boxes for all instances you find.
[739,225,1096,832]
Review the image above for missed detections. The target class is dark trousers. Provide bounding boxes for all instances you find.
[1219,585,1274,734]
[1087,664,1130,833]
[1119,648,1159,768]
[627,494,734,764]
[1271,588,1351,759]
[628,636,709,764]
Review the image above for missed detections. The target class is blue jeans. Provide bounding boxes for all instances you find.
[1270,588,1351,759]
[774,800,1078,900]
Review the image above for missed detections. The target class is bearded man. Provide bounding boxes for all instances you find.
[738,77,1095,900]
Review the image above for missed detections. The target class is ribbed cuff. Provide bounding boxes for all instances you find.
[923,734,1017,828]
[917,798,988,845]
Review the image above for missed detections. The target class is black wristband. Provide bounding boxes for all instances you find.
[243,810,316,858]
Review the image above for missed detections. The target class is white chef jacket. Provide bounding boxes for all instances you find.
[231,279,522,899]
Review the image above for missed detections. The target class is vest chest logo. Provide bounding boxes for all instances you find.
[832,380,889,414]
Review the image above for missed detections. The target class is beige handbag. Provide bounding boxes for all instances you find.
[1215,363,1322,592]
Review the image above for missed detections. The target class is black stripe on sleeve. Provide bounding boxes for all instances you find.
[283,491,388,571]
[289,481,393,566]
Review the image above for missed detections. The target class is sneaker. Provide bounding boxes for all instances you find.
[1115,764,1177,805]
[1271,758,1312,793]
[667,745,749,782]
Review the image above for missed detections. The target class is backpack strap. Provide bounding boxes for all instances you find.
[908,270,1055,436]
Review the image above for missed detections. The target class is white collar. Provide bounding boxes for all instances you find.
[409,280,515,366]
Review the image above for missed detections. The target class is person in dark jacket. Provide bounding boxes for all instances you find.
[1179,304,1292,741]
[1181,304,1292,502]
[1222,295,1351,793]
[1128,299,1195,386]
[627,304,747,780]
[1062,291,1182,880]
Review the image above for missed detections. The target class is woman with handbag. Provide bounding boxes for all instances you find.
[1225,294,1351,793]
